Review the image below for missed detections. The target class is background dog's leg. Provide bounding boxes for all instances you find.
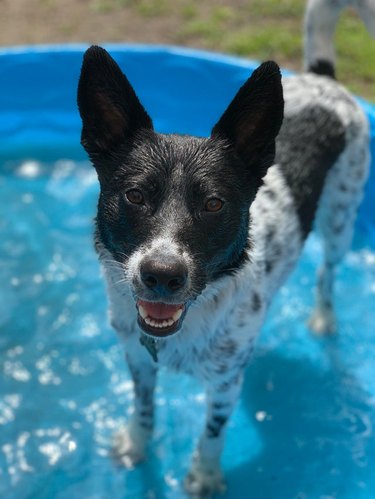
[184,373,244,496]
[113,351,157,468]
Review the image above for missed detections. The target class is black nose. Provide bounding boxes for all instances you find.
[140,256,188,296]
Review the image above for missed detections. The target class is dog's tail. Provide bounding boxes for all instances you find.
[304,0,375,78]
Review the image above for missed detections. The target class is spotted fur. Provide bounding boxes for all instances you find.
[78,44,370,496]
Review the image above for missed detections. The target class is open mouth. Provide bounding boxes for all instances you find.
[136,299,186,337]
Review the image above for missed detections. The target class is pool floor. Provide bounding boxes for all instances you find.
[1,159,375,499]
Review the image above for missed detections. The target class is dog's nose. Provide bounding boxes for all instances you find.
[140,257,188,295]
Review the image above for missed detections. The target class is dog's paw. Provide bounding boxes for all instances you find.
[308,305,337,335]
[184,461,226,497]
[111,424,148,468]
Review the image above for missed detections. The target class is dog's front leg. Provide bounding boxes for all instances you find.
[185,372,244,496]
[113,344,157,468]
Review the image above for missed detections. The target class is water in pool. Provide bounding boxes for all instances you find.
[1,159,375,499]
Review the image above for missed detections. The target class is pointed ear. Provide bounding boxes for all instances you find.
[211,61,284,178]
[77,45,153,155]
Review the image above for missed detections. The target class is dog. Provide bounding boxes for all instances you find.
[77,18,370,497]
[304,0,375,78]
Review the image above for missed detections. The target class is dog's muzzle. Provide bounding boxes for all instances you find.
[136,254,190,337]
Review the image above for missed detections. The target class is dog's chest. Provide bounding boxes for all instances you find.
[107,266,264,378]
[156,282,263,375]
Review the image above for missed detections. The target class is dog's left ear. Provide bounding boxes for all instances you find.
[211,61,284,178]
[77,45,153,156]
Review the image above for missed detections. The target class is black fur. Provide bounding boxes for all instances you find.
[276,105,346,238]
[309,59,336,79]
[77,45,153,183]
[212,60,284,179]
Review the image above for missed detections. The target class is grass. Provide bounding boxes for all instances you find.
[174,2,375,101]
[335,11,375,98]
[224,25,302,61]
[244,0,305,18]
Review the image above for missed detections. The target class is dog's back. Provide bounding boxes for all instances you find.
[236,71,370,321]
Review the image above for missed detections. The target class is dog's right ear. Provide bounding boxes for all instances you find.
[77,45,153,156]
[211,61,284,179]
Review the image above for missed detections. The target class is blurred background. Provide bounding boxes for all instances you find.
[1,0,374,100]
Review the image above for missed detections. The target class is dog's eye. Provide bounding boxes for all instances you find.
[205,198,224,213]
[126,189,144,205]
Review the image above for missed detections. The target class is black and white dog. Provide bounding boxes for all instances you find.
[77,12,370,496]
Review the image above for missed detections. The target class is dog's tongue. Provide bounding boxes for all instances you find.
[138,300,183,320]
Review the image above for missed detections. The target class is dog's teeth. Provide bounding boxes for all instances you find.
[138,305,147,319]
[144,317,154,326]
[142,312,182,330]
[172,308,183,322]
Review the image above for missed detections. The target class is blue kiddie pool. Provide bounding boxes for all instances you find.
[1,45,375,499]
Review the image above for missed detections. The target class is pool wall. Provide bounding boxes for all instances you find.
[0,44,374,242]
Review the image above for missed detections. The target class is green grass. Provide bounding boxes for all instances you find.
[136,0,168,18]
[244,0,304,18]
[175,2,374,101]
[224,26,302,61]
[181,4,199,21]
[335,11,375,98]
[90,0,168,16]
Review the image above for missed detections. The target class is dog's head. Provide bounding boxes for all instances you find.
[77,46,284,338]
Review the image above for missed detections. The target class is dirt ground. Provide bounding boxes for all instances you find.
[1,0,250,48]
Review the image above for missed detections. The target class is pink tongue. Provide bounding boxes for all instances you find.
[138,300,183,320]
